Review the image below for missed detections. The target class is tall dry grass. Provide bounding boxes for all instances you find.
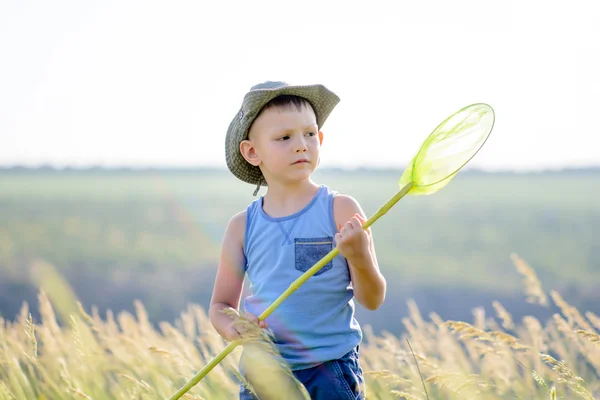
[0,254,599,399]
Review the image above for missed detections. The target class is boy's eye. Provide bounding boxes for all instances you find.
[306,132,316,137]
[279,135,290,141]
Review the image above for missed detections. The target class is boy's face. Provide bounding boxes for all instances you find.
[240,103,323,186]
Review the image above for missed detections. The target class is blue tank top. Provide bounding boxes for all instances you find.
[243,184,362,371]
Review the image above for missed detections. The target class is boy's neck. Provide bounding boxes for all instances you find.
[261,179,321,218]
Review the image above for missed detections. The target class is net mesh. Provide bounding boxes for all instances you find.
[399,103,495,195]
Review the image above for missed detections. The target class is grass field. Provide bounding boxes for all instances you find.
[0,259,599,399]
[0,169,599,398]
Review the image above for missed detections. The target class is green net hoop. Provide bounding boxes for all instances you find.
[399,103,495,195]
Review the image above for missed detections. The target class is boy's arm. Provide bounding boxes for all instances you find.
[333,195,386,311]
[209,211,250,341]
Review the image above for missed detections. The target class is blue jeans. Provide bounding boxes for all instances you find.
[239,346,365,400]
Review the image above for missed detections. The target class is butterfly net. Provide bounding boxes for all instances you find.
[399,103,495,195]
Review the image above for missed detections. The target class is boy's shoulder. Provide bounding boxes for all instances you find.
[224,209,247,245]
[331,191,365,226]
[229,208,247,225]
[332,192,359,207]
[227,193,261,229]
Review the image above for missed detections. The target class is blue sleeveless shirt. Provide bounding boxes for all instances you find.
[243,185,362,371]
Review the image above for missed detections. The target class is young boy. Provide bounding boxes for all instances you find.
[209,81,386,399]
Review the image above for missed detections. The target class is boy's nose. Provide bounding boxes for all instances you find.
[294,137,308,152]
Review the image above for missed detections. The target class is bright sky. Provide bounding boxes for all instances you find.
[1,0,599,171]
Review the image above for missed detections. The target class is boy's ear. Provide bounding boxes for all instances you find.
[240,140,261,166]
[318,131,324,146]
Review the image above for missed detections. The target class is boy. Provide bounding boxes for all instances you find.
[209,81,386,399]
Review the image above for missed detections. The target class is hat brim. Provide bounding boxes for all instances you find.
[225,84,340,186]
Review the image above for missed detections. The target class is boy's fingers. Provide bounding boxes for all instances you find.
[246,312,268,328]
[344,221,354,232]
[351,216,362,229]
[245,312,258,321]
[355,213,371,233]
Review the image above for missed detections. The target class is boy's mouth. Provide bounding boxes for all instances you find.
[292,159,309,165]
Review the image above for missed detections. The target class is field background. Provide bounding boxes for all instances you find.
[1,167,599,337]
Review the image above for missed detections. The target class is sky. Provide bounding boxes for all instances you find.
[1,0,599,171]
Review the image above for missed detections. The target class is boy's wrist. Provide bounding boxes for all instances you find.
[346,250,373,270]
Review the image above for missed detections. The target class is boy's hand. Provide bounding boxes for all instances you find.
[225,312,268,341]
[335,213,371,265]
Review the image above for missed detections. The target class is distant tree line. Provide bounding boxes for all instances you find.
[1,165,600,175]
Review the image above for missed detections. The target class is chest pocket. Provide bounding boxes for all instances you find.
[294,237,334,276]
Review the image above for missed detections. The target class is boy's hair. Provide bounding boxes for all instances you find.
[252,95,315,128]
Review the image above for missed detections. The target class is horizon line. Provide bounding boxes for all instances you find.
[1,164,600,175]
